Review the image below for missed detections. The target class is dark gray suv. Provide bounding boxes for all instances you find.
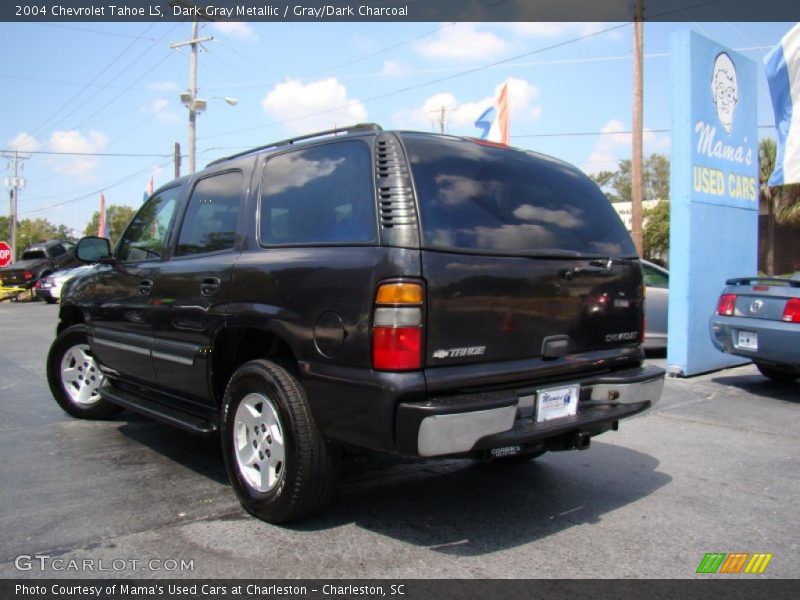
[47,124,664,523]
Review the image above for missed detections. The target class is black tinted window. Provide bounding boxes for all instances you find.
[403,135,636,257]
[259,141,376,245]
[176,171,243,256]
[50,244,65,257]
[643,264,669,288]
[117,185,182,262]
[21,250,46,260]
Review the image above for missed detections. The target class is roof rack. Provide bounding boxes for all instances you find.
[207,123,383,167]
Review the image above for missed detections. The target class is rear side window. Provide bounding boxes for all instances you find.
[403,135,636,257]
[259,140,376,245]
[176,171,243,256]
[50,244,66,258]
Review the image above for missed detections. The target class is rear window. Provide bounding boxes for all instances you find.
[403,135,636,257]
[22,250,46,260]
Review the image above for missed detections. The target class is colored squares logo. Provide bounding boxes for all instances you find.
[696,552,773,574]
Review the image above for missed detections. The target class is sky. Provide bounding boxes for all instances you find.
[0,19,795,235]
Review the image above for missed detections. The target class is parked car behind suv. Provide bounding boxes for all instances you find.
[0,240,77,289]
[47,124,665,523]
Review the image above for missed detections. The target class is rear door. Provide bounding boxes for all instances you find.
[401,134,643,368]
[149,168,246,404]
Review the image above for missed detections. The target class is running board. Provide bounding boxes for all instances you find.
[100,383,218,435]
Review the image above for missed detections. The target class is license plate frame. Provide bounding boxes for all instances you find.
[737,330,758,351]
[535,384,579,424]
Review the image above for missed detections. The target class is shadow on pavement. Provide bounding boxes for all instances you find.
[290,442,670,556]
[711,373,800,404]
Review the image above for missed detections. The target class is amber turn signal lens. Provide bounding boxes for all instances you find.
[375,282,423,305]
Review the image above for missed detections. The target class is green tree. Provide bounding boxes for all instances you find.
[590,154,670,204]
[759,137,800,274]
[84,205,137,247]
[16,218,61,256]
[643,199,670,261]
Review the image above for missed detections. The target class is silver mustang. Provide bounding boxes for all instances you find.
[709,274,800,382]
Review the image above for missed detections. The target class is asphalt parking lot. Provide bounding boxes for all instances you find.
[0,301,798,579]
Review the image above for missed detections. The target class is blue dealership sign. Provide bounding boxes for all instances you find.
[668,30,758,376]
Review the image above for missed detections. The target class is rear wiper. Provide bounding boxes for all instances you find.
[561,258,614,280]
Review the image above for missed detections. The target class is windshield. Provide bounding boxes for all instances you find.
[403,134,637,257]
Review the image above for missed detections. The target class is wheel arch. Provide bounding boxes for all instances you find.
[211,325,300,405]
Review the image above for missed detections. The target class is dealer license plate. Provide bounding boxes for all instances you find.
[737,330,758,350]
[535,384,579,423]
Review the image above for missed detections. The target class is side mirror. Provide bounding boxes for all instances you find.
[76,236,114,264]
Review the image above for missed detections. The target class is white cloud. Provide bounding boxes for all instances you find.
[380,60,406,77]
[212,22,258,42]
[393,78,541,135]
[48,130,109,181]
[148,80,179,92]
[414,23,509,60]
[583,119,671,174]
[261,78,367,134]
[8,132,40,153]
[140,97,180,124]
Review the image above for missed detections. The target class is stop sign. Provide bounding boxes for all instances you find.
[0,241,12,268]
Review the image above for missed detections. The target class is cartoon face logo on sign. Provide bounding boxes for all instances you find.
[711,52,739,135]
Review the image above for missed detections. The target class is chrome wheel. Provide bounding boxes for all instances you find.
[234,392,286,493]
[59,343,103,406]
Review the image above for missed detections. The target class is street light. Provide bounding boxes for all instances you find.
[178,93,238,172]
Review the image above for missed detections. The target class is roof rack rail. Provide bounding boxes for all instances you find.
[207,123,383,167]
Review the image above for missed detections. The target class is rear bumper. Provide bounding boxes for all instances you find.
[709,316,800,367]
[396,365,664,457]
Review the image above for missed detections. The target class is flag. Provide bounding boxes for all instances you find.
[98,193,109,238]
[763,23,800,185]
[143,176,154,202]
[474,81,510,145]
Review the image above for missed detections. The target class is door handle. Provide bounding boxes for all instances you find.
[138,279,153,296]
[200,277,221,298]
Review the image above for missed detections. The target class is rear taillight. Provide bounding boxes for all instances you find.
[717,294,737,316]
[372,282,423,371]
[23,271,34,280]
[782,298,800,323]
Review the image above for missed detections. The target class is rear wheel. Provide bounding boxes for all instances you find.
[221,359,338,523]
[47,324,123,419]
[755,362,799,383]
[44,296,58,304]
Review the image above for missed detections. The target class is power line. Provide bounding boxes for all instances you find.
[42,23,160,41]
[0,149,174,157]
[201,21,633,141]
[29,23,157,139]
[20,158,174,216]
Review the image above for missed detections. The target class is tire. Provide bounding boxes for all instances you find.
[221,359,339,524]
[755,362,799,383]
[46,324,123,419]
[44,296,58,305]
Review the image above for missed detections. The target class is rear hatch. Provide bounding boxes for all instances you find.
[401,133,643,369]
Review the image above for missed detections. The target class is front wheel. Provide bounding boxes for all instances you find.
[755,362,799,383]
[221,359,339,523]
[46,324,123,419]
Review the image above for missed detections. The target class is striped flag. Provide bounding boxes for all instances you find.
[98,193,109,238]
[474,81,510,145]
[763,23,800,185]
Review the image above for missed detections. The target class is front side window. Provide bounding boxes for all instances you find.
[259,140,376,245]
[176,171,243,256]
[49,244,66,258]
[117,185,183,262]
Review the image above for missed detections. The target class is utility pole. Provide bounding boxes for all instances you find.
[3,150,28,262]
[631,0,645,256]
[174,142,182,178]
[171,19,213,174]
